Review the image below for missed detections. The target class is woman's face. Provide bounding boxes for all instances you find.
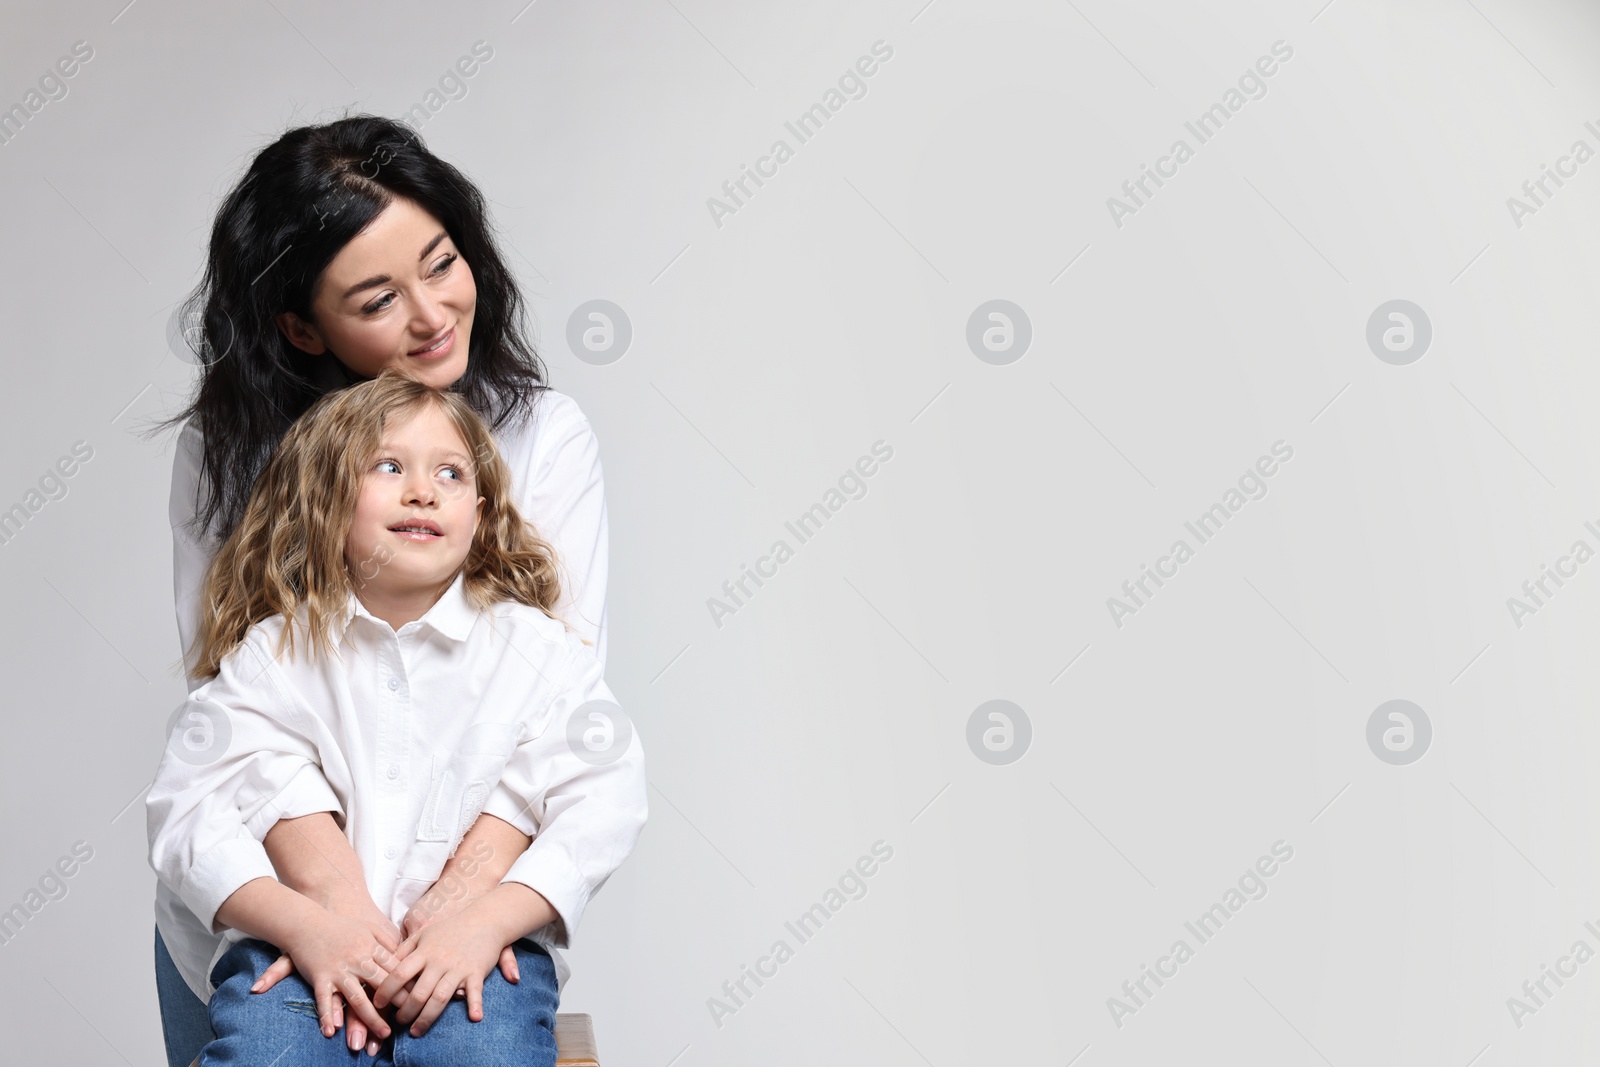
[276,196,477,390]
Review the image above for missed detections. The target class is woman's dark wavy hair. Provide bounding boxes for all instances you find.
[156,112,546,541]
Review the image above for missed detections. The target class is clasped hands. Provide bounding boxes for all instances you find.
[253,867,524,1055]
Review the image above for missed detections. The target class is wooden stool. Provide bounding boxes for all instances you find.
[186,1012,598,1065]
[555,1013,599,1066]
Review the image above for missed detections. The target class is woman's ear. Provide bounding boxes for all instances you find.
[274,310,328,355]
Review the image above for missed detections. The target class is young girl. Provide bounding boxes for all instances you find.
[147,371,647,1066]
[156,112,612,1064]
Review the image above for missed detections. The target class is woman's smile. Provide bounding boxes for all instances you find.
[408,327,456,360]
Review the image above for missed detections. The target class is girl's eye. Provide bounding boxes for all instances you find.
[374,459,400,474]
[431,253,458,276]
[439,466,464,481]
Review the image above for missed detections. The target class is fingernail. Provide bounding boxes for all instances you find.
[250,980,263,992]
[367,1040,381,1056]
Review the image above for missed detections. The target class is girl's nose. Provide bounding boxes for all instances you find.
[403,474,436,506]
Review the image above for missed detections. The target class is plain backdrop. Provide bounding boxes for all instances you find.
[5,0,1600,1063]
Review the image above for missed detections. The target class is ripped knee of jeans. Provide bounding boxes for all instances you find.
[282,998,320,1020]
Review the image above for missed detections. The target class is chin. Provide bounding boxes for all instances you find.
[412,355,468,390]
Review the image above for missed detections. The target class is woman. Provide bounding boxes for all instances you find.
[154,114,611,1067]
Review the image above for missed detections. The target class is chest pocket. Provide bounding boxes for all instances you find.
[416,720,522,846]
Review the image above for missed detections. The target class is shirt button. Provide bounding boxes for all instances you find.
[385,847,397,860]
[387,677,399,691]
[387,764,400,779]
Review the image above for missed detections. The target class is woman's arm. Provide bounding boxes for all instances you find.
[399,813,531,934]
[513,391,610,665]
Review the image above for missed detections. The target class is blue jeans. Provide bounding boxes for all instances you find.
[156,924,216,1067]
[157,926,559,1067]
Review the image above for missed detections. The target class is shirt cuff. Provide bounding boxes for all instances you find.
[241,765,344,841]
[480,781,539,837]
[179,837,279,936]
[500,842,591,950]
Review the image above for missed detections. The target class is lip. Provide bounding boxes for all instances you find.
[407,327,455,359]
[387,518,443,540]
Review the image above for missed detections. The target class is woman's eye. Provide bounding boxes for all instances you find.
[362,292,395,314]
[374,460,400,474]
[431,253,458,275]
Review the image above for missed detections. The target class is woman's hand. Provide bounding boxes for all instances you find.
[372,909,511,1037]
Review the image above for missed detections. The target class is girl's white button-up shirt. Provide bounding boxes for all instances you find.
[146,572,647,1002]
[153,387,627,1003]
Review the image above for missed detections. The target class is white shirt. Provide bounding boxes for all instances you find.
[170,388,610,685]
[146,572,647,1003]
[155,387,621,1003]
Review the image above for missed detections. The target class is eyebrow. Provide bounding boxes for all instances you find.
[339,231,451,301]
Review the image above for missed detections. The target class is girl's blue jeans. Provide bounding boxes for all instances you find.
[155,924,559,1067]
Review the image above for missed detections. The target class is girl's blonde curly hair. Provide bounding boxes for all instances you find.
[190,369,562,678]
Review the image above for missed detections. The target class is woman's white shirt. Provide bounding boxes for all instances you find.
[146,573,646,1002]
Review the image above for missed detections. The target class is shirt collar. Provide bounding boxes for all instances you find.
[341,571,478,643]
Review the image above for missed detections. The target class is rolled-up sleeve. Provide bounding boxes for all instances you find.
[488,645,646,948]
[146,634,335,935]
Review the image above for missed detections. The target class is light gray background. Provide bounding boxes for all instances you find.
[3,0,1599,1063]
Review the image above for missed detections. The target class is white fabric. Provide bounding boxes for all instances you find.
[147,572,646,1003]
[153,388,621,1004]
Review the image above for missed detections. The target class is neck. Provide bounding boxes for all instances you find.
[353,576,452,632]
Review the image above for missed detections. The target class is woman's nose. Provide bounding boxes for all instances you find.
[411,290,448,334]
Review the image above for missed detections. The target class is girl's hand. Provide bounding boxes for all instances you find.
[372,911,509,1037]
[402,876,520,986]
[253,885,403,1053]
[274,909,401,1049]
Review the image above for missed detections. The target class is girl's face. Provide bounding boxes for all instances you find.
[276,197,477,390]
[345,402,485,600]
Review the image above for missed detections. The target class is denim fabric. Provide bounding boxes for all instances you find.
[156,924,217,1067]
[200,934,559,1066]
